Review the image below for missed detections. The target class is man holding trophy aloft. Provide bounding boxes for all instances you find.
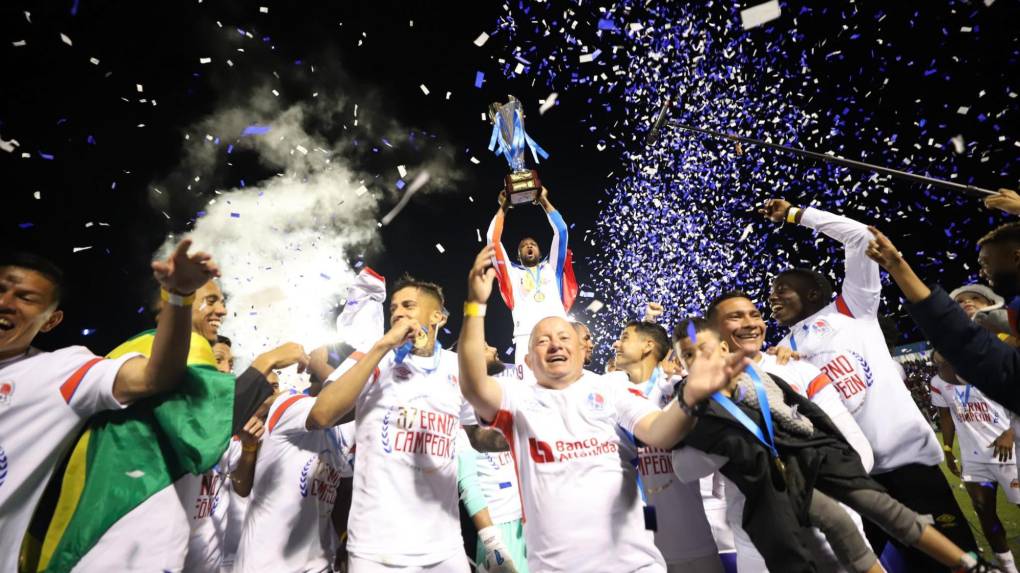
[485,95,578,364]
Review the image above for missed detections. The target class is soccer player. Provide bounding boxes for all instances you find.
[458,245,745,572]
[761,198,977,567]
[0,241,219,572]
[487,187,576,363]
[312,274,479,572]
[611,320,723,573]
[932,352,1019,573]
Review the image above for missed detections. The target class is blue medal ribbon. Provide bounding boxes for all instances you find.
[394,327,442,374]
[710,366,780,459]
[488,106,549,170]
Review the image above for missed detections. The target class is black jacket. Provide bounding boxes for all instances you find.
[680,374,881,573]
[906,286,1020,414]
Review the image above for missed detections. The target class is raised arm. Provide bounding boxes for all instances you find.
[306,318,419,430]
[113,239,220,404]
[459,246,505,423]
[539,187,570,288]
[761,198,880,318]
[486,192,516,311]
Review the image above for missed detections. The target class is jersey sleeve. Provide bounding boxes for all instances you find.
[58,346,143,417]
[485,376,523,440]
[613,382,660,434]
[327,421,357,478]
[324,347,382,392]
[459,397,478,426]
[265,392,315,437]
[545,210,569,295]
[799,207,881,318]
[929,377,949,408]
[486,209,517,311]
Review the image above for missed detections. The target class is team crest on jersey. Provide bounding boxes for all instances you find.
[0,380,13,407]
[810,319,832,336]
[587,392,605,411]
[392,365,413,381]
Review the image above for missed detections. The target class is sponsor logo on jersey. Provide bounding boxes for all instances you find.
[529,436,619,463]
[393,365,413,381]
[587,392,605,411]
[0,380,13,407]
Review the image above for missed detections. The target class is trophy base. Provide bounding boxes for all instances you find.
[504,170,541,206]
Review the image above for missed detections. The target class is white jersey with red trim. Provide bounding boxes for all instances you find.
[489,370,666,572]
[176,440,242,573]
[330,347,476,566]
[931,375,1013,465]
[474,363,527,525]
[0,346,140,573]
[758,353,875,472]
[221,438,249,571]
[234,393,355,573]
[779,206,942,473]
[631,369,720,563]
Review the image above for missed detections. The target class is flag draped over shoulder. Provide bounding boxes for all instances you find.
[31,330,236,573]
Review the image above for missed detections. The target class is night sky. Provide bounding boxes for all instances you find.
[3,0,1019,367]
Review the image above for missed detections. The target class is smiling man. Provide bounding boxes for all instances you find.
[760,198,976,570]
[459,245,746,572]
[0,242,219,573]
[487,186,577,364]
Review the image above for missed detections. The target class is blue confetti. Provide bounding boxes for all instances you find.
[242,125,272,136]
[475,71,485,88]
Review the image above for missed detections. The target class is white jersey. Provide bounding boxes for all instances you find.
[490,370,666,572]
[474,363,527,525]
[234,393,355,573]
[758,353,875,472]
[221,438,250,570]
[631,369,719,563]
[331,347,475,566]
[931,376,1012,465]
[176,440,242,573]
[779,207,943,473]
[0,346,139,573]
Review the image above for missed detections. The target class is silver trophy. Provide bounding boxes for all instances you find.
[488,95,545,206]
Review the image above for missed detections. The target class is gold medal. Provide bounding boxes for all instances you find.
[534,291,545,302]
[413,329,429,350]
[774,457,787,480]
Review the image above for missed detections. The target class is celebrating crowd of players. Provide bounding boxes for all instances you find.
[6,187,1020,572]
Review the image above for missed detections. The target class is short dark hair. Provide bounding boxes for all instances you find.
[392,274,445,308]
[978,222,1020,248]
[0,252,66,306]
[624,320,670,362]
[671,316,714,344]
[215,335,232,347]
[706,290,754,321]
[776,268,834,302]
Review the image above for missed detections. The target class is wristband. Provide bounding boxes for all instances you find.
[677,382,708,418]
[785,206,801,224]
[464,302,487,318]
[242,444,259,453]
[160,288,196,307]
[942,444,953,453]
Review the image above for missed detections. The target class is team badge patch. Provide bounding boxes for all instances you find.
[0,380,13,407]
[587,392,605,411]
[810,319,832,336]
[393,365,413,381]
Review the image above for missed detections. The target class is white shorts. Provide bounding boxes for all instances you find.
[962,462,1020,503]
[348,552,469,573]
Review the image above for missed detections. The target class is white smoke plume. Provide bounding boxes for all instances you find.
[155,85,462,386]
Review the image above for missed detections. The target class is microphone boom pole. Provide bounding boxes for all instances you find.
[667,120,998,197]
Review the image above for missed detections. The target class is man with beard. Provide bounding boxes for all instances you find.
[760,198,976,570]
[487,187,577,364]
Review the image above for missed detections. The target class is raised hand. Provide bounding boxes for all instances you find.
[758,198,792,223]
[151,238,220,295]
[684,340,751,404]
[985,188,1020,216]
[467,245,498,304]
[864,226,906,270]
[238,416,265,447]
[643,302,665,323]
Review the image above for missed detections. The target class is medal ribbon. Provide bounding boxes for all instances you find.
[487,107,549,171]
[394,327,442,374]
[710,366,780,459]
